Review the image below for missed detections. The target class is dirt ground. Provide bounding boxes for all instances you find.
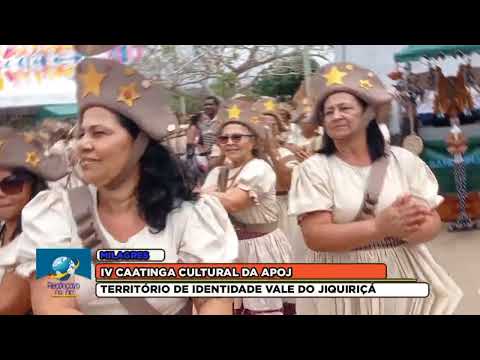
[426,224,480,314]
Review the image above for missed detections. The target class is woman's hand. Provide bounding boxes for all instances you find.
[284,143,312,163]
[282,143,311,162]
[295,148,312,163]
[396,194,432,228]
[264,128,280,159]
[374,194,430,239]
[395,194,441,244]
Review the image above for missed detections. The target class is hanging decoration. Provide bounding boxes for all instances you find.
[0,45,144,92]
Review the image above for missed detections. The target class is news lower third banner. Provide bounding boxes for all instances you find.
[93,250,429,299]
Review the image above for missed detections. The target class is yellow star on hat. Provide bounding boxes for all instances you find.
[227,105,241,119]
[78,63,107,98]
[264,99,276,112]
[117,82,141,107]
[25,151,41,168]
[323,66,347,86]
[359,79,374,90]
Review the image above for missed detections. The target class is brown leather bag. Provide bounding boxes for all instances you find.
[217,166,230,193]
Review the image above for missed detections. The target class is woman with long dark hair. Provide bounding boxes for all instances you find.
[289,63,462,315]
[16,46,238,315]
[0,127,67,314]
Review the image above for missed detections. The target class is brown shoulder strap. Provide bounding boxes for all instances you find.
[355,150,391,221]
[67,186,102,249]
[217,166,230,193]
[67,186,165,315]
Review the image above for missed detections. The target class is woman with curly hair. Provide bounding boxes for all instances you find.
[15,46,238,315]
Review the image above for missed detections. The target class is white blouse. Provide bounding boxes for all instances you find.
[203,158,279,224]
[16,186,239,315]
[289,146,444,223]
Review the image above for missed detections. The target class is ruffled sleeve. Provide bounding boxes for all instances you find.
[401,149,444,209]
[236,159,276,205]
[288,154,334,216]
[177,195,238,263]
[15,189,72,278]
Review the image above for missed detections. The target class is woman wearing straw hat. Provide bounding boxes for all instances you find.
[202,99,293,315]
[289,62,463,315]
[15,46,238,315]
[0,128,68,314]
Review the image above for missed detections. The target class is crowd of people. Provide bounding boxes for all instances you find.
[0,46,463,315]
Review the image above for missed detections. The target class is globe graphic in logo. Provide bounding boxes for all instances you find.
[51,256,79,281]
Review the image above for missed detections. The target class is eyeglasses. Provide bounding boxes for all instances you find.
[217,134,255,145]
[0,174,31,195]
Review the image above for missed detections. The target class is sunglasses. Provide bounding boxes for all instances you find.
[0,174,32,195]
[217,134,255,145]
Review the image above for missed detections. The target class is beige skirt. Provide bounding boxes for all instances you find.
[297,243,463,315]
[277,195,308,262]
[235,228,292,314]
[277,194,309,308]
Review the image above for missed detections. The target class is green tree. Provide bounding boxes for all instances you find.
[252,56,319,98]
[138,45,332,97]
[210,72,240,99]
[171,94,204,114]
